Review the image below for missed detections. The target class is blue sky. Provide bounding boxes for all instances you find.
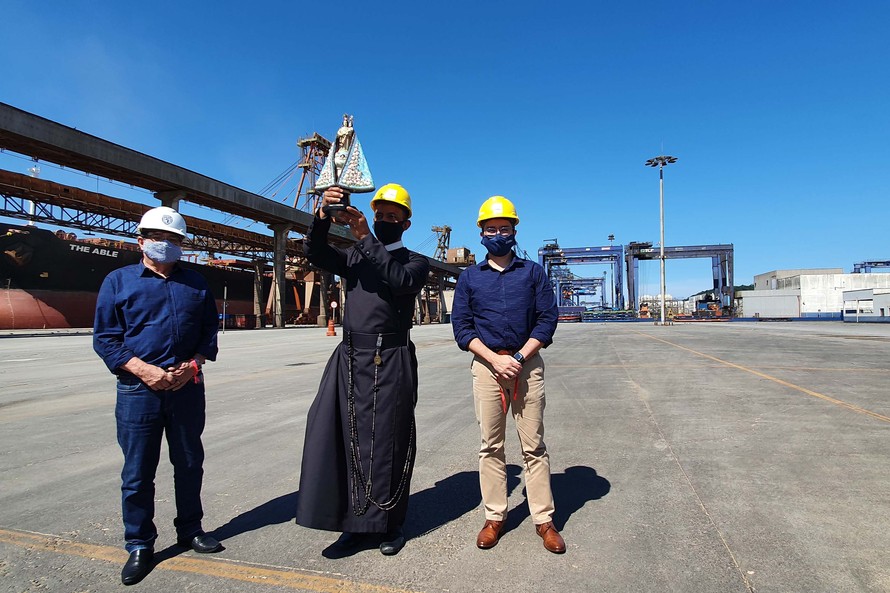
[2,1,888,301]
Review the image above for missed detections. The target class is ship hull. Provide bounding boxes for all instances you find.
[1,223,305,330]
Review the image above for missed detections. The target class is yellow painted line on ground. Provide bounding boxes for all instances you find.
[632,331,890,424]
[549,363,889,372]
[0,528,421,593]
[758,366,890,373]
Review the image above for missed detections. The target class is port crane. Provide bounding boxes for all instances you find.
[538,239,625,310]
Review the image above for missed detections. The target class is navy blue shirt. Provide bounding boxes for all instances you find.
[451,256,558,351]
[93,262,219,373]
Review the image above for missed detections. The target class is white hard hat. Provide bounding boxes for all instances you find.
[137,206,187,238]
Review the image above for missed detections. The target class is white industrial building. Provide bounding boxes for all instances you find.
[842,288,890,323]
[737,269,890,319]
[752,268,843,290]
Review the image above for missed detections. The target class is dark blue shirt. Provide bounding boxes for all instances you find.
[451,256,558,351]
[93,262,219,373]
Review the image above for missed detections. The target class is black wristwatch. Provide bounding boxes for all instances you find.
[513,352,525,364]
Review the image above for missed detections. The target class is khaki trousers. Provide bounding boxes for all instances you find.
[471,353,554,524]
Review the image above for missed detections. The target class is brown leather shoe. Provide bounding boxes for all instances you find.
[476,520,505,549]
[535,521,566,554]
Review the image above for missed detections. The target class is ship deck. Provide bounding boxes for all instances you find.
[1,322,888,593]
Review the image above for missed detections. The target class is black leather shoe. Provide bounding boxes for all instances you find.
[334,532,368,549]
[322,532,373,559]
[379,529,405,556]
[177,532,223,553]
[121,549,153,586]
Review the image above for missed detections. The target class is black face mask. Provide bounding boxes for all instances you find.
[373,220,405,245]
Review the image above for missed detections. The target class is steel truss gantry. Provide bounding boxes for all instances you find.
[0,170,303,261]
[625,242,734,313]
[538,241,625,310]
[1,168,460,327]
[560,274,606,308]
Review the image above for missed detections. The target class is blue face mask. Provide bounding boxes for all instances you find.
[481,234,516,257]
[142,239,183,264]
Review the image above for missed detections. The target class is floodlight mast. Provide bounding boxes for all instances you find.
[644,155,678,325]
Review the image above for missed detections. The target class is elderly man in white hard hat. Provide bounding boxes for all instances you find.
[94,206,222,585]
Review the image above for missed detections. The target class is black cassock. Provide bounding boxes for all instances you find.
[296,215,429,533]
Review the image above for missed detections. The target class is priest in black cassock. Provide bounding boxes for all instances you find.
[296,183,429,556]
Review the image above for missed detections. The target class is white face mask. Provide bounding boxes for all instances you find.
[142,239,183,264]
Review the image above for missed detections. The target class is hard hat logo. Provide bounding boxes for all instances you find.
[161,215,173,225]
[477,196,519,227]
[371,183,412,218]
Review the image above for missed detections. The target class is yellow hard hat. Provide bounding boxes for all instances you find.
[370,183,412,218]
[477,196,519,227]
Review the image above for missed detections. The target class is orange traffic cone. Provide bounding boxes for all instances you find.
[326,316,337,336]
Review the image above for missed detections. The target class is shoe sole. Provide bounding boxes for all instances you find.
[177,541,223,553]
[121,567,151,585]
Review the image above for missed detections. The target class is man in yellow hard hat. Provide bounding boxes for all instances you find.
[450,196,565,554]
[296,183,429,557]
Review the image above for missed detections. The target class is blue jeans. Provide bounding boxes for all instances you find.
[116,375,206,552]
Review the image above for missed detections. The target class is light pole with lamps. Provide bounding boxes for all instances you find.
[644,155,677,325]
[607,234,615,307]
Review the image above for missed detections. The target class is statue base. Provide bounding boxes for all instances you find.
[321,190,351,217]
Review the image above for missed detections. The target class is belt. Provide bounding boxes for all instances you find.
[345,331,409,350]
[494,350,520,414]
[116,371,141,384]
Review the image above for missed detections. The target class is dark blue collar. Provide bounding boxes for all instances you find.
[479,255,526,273]
[139,261,182,278]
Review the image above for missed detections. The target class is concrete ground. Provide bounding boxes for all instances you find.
[1,321,888,593]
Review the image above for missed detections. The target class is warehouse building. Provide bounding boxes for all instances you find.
[737,269,890,319]
[842,288,890,323]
